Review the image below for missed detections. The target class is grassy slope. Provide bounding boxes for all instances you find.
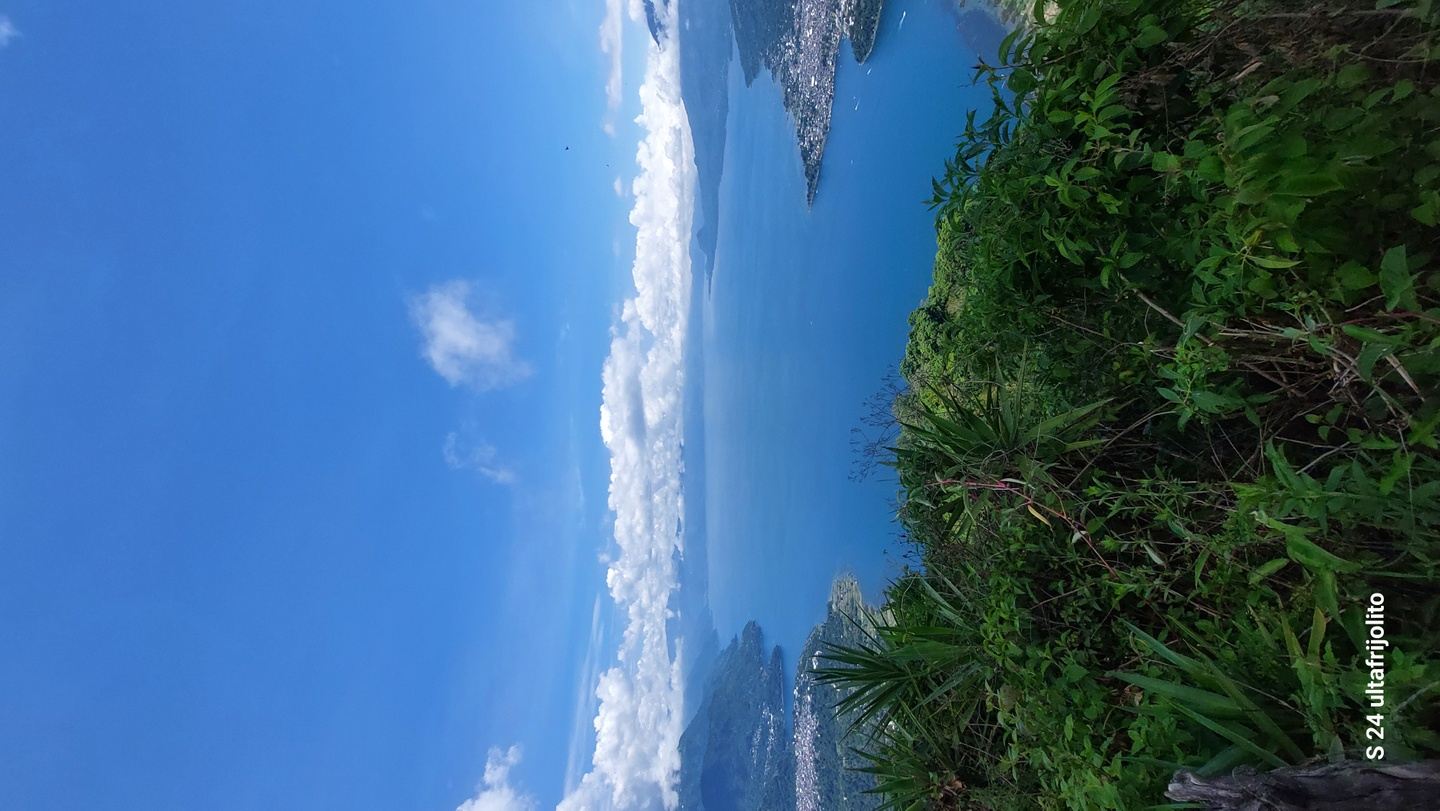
[826,1,1440,808]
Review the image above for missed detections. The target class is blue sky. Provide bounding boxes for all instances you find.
[0,1,657,808]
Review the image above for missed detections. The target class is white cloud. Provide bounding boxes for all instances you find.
[410,281,531,391]
[613,176,626,198]
[443,431,516,485]
[456,746,537,811]
[0,16,18,49]
[598,0,624,136]
[560,4,696,809]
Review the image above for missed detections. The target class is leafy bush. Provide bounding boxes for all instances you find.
[834,0,1440,807]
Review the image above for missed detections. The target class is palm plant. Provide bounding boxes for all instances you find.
[894,379,1109,557]
[815,575,1005,810]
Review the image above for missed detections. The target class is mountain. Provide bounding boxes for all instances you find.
[676,0,734,286]
[790,576,881,811]
[678,577,881,810]
[947,1,1015,58]
[847,0,886,63]
[678,622,790,811]
[724,0,886,203]
[954,0,1036,28]
[668,0,891,276]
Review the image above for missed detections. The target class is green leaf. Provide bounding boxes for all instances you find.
[1379,245,1414,310]
[1181,314,1207,346]
[1356,342,1390,379]
[998,27,1021,65]
[1236,184,1268,205]
[1110,673,1244,718]
[1008,69,1037,94]
[1276,173,1343,198]
[1261,515,1362,573]
[1122,622,1210,678]
[1325,107,1363,131]
[1315,571,1340,620]
[1197,155,1224,181]
[1197,745,1250,778]
[1276,133,1308,159]
[1251,255,1300,269]
[1134,24,1169,49]
[1249,558,1289,584]
[1094,73,1122,104]
[1341,324,1400,345]
[1248,273,1278,298]
[1413,200,1439,226]
[1234,122,1276,153]
[1378,451,1412,496]
[1336,63,1371,90]
[1192,389,1242,413]
[1307,607,1327,663]
[1337,261,1375,290]
[1277,78,1324,113]
[1173,704,1289,768]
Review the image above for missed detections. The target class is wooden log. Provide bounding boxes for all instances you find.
[1166,760,1440,809]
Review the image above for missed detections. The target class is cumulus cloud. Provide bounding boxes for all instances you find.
[560,4,696,809]
[443,431,516,485]
[613,176,626,198]
[410,281,531,391]
[0,16,18,48]
[598,0,624,136]
[456,746,536,811]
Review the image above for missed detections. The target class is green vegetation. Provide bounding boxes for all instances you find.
[827,0,1440,807]
[848,0,887,63]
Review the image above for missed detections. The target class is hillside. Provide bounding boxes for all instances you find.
[678,577,885,810]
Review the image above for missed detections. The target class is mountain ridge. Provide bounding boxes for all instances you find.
[677,576,881,810]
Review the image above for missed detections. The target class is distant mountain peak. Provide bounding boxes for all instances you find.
[678,576,882,810]
[827,573,862,611]
[678,620,789,811]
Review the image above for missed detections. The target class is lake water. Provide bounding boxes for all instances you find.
[697,0,1004,656]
